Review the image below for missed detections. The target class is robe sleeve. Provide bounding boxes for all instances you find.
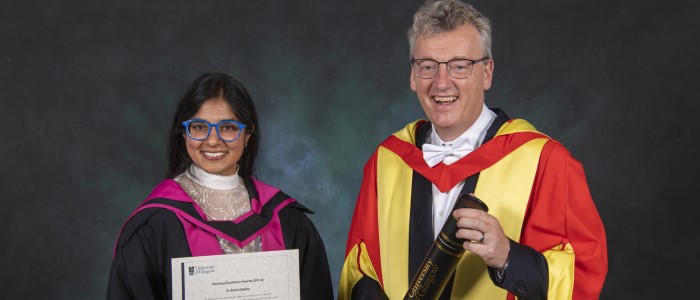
[107,209,192,300]
[339,152,390,299]
[516,141,608,299]
[278,203,334,300]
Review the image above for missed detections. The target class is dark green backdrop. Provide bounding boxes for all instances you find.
[1,0,698,298]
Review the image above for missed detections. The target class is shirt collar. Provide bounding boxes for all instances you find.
[428,103,496,148]
[185,164,241,190]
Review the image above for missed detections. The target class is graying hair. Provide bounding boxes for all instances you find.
[407,0,492,59]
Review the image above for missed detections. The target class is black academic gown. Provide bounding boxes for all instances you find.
[107,177,333,300]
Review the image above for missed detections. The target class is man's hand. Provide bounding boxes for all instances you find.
[453,207,510,269]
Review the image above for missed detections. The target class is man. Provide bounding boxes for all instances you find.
[339,1,607,299]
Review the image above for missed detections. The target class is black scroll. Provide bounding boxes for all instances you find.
[404,194,489,300]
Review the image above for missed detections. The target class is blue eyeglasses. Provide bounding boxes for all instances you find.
[182,119,248,142]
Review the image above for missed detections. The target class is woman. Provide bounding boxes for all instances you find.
[107,73,333,299]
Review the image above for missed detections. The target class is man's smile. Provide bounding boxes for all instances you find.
[433,96,458,104]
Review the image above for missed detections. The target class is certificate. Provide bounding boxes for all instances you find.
[171,249,300,300]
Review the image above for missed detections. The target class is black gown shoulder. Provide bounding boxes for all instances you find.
[108,199,333,300]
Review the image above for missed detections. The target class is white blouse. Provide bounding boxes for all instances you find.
[174,164,260,253]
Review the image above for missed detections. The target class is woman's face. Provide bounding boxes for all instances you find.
[184,98,250,176]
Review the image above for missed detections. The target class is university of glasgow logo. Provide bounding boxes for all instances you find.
[188,266,195,276]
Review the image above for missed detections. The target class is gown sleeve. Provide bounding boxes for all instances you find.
[515,141,608,299]
[107,209,191,300]
[278,203,334,300]
[338,152,388,299]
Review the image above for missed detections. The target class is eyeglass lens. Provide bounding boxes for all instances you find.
[413,59,475,79]
[188,121,242,141]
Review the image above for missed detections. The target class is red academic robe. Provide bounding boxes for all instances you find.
[340,110,607,299]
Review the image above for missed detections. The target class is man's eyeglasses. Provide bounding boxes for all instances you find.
[182,119,247,142]
[410,57,490,79]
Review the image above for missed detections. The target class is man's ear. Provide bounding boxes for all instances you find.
[410,68,417,92]
[483,59,494,90]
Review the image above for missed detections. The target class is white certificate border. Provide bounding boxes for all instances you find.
[171,249,300,300]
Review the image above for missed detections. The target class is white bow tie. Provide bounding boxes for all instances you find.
[422,139,474,167]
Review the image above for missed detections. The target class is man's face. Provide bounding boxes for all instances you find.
[410,24,494,141]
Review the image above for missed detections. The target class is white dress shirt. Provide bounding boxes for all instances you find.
[425,104,496,238]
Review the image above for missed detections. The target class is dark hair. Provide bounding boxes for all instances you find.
[166,73,259,179]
